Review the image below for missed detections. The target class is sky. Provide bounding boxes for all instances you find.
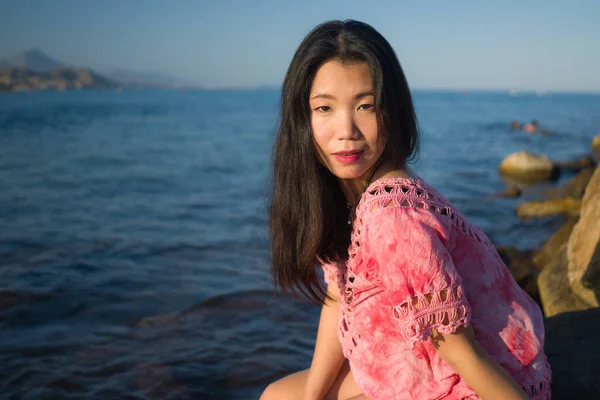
[1,0,599,92]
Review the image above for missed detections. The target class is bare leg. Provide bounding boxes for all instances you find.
[259,360,363,400]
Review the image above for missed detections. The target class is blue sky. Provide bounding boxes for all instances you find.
[1,0,599,91]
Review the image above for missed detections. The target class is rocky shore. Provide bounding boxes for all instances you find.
[0,66,119,92]
[496,134,600,398]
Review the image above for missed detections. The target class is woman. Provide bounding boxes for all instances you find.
[262,20,550,400]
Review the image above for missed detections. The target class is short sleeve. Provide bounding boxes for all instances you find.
[319,259,340,286]
[362,206,471,347]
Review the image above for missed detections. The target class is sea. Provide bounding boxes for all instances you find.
[1,89,599,399]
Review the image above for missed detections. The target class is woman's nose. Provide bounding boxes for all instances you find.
[336,112,360,140]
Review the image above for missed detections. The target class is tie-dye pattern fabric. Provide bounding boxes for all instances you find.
[321,177,550,400]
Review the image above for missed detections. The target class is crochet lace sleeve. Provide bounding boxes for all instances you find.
[319,259,340,286]
[363,207,471,347]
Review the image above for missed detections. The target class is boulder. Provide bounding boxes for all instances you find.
[554,155,596,173]
[539,167,594,199]
[537,245,589,317]
[592,134,600,150]
[567,165,600,307]
[545,308,600,399]
[492,185,522,198]
[515,197,581,220]
[533,218,579,270]
[498,151,559,183]
[593,135,600,163]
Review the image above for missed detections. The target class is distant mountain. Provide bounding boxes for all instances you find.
[0,49,194,91]
[0,66,119,92]
[2,49,64,72]
[105,68,195,88]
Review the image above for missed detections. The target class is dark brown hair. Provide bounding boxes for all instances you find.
[269,20,419,303]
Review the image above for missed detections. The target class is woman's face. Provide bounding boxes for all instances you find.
[309,59,386,184]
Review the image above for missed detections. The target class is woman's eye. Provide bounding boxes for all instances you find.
[358,104,374,111]
[315,106,331,112]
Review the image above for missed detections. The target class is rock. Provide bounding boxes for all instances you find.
[582,245,600,292]
[515,197,581,219]
[555,155,596,173]
[498,151,559,183]
[535,166,600,316]
[593,134,600,150]
[492,185,522,198]
[539,167,595,199]
[537,245,590,317]
[533,218,579,270]
[545,308,600,399]
[567,165,600,307]
[496,246,540,304]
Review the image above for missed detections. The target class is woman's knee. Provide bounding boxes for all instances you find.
[260,380,292,400]
[259,370,307,400]
[259,382,276,400]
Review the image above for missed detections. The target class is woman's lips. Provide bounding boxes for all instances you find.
[332,150,364,165]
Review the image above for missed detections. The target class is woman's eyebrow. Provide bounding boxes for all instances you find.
[310,90,374,100]
[354,90,375,99]
[310,93,335,100]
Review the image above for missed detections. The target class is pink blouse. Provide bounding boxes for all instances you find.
[321,177,551,400]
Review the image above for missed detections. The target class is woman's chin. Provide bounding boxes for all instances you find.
[330,169,367,181]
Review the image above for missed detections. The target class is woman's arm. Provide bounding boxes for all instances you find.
[302,282,346,400]
[431,325,530,400]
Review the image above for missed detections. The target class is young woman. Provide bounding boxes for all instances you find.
[262,20,550,400]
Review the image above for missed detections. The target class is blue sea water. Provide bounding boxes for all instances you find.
[0,89,599,399]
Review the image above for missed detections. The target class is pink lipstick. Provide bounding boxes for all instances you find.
[332,150,364,165]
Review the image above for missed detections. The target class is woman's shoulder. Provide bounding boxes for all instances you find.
[353,176,453,241]
[360,175,453,218]
[357,176,492,247]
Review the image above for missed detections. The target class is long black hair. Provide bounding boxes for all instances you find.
[269,20,419,303]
